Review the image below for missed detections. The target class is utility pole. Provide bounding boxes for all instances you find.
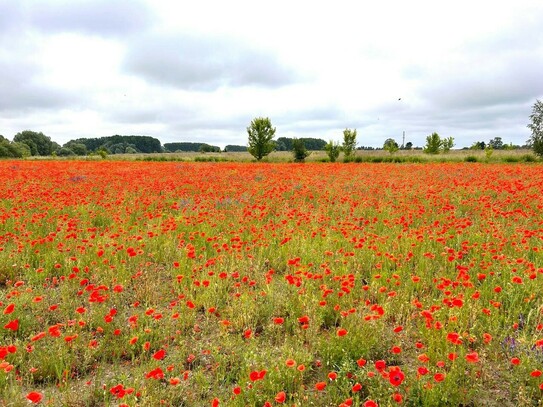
[402,131,405,149]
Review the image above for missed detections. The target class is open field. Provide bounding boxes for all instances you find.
[129,149,535,163]
[1,160,543,406]
[124,149,539,163]
[22,148,539,164]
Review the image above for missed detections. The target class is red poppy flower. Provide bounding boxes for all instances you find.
[275,391,286,403]
[465,352,479,363]
[26,392,43,403]
[389,367,405,386]
[337,328,348,337]
[4,319,18,331]
[297,315,310,324]
[153,349,166,360]
[374,360,386,371]
[392,392,403,403]
[3,303,15,315]
[315,381,326,391]
[146,367,164,379]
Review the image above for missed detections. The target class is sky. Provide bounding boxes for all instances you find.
[1,0,542,149]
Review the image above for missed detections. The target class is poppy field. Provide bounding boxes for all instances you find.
[1,160,543,406]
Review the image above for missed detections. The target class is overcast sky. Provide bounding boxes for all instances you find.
[1,0,542,148]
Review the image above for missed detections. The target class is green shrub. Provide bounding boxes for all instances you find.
[502,156,520,163]
[292,138,310,162]
[465,155,478,162]
[521,154,536,162]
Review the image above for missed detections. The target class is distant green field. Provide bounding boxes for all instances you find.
[123,148,538,163]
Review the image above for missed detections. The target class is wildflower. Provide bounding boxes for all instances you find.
[465,352,479,363]
[3,319,18,331]
[375,360,386,371]
[153,349,166,360]
[315,381,326,391]
[337,328,348,337]
[389,367,405,386]
[26,392,43,403]
[275,391,286,403]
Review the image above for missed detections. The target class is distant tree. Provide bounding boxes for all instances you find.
[69,135,162,154]
[383,138,399,154]
[503,143,518,150]
[224,145,248,152]
[13,130,54,156]
[484,146,493,161]
[404,141,413,150]
[57,147,75,156]
[247,117,276,161]
[292,138,310,162]
[342,129,357,161]
[325,140,341,162]
[63,142,87,156]
[442,137,455,153]
[0,135,30,158]
[300,138,326,150]
[275,139,288,151]
[488,137,504,150]
[423,132,442,154]
[527,99,543,157]
[165,142,204,152]
[199,144,221,153]
[275,137,326,151]
[470,141,486,150]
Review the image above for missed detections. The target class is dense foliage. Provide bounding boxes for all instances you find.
[291,138,310,162]
[224,145,248,152]
[247,117,276,160]
[325,140,341,162]
[0,136,30,158]
[342,129,357,160]
[423,133,454,154]
[164,142,221,152]
[68,135,163,154]
[13,130,54,156]
[276,137,327,151]
[528,99,543,157]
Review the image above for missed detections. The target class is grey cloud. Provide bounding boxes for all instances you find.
[123,33,300,90]
[28,0,154,37]
[0,2,24,35]
[0,51,75,113]
[419,53,543,110]
[416,14,543,111]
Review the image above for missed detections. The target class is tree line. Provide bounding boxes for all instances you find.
[246,100,543,161]
[2,100,542,159]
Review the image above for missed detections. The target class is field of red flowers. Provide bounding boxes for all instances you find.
[1,160,543,406]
